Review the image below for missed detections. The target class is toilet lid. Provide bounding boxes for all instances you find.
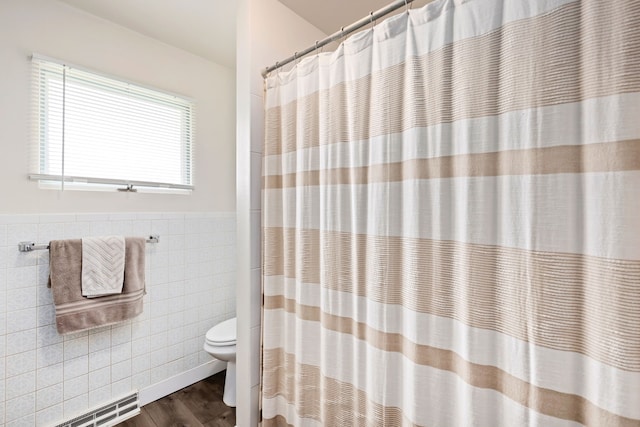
[206,317,236,346]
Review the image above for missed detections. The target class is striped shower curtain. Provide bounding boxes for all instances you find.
[262,0,640,425]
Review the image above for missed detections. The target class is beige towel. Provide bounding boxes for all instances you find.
[82,235,126,298]
[49,237,146,334]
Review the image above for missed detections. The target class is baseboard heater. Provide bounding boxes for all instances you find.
[52,392,140,427]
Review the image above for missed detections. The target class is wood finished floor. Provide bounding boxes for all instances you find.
[116,371,236,427]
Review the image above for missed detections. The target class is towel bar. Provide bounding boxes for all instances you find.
[17,235,160,252]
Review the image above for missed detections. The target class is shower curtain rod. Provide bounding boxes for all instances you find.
[261,0,415,77]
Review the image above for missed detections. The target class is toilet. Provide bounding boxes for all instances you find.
[203,317,237,407]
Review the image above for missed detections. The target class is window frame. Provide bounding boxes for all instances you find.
[30,54,195,192]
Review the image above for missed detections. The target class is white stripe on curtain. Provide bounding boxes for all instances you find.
[264,93,640,176]
[262,0,640,425]
[262,395,585,427]
[264,173,640,260]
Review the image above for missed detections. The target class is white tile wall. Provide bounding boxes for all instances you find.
[0,212,236,426]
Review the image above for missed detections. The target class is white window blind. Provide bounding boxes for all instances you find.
[30,54,194,191]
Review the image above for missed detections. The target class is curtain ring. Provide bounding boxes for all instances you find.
[370,11,374,25]
[315,40,319,56]
[405,0,410,13]
[294,52,298,66]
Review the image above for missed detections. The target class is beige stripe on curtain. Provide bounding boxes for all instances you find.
[263,139,640,188]
[262,0,640,426]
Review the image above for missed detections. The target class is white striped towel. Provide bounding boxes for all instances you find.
[81,235,126,298]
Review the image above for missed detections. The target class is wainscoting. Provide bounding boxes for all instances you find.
[0,212,236,426]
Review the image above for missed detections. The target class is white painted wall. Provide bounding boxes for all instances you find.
[0,0,236,214]
[236,1,326,426]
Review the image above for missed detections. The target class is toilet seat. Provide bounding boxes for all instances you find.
[206,317,236,346]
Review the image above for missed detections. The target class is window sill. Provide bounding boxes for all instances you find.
[37,180,192,195]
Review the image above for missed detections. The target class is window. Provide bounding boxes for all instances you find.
[31,54,194,191]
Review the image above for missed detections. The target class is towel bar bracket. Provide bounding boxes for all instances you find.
[17,235,160,252]
[18,241,49,252]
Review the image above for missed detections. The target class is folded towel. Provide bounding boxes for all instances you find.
[82,235,126,298]
[49,237,146,334]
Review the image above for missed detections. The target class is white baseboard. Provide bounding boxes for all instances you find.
[139,360,227,406]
